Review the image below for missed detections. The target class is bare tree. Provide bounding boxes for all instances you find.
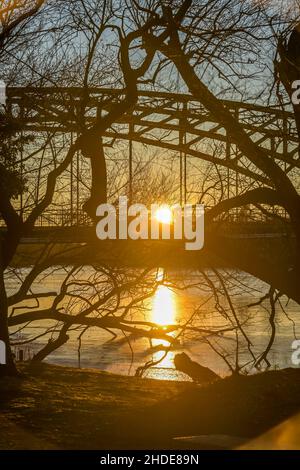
[138,0,300,303]
[0,0,47,375]
[2,0,299,378]
[0,0,191,376]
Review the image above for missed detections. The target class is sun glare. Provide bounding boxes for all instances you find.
[152,285,176,326]
[151,268,177,368]
[155,206,172,225]
[152,268,176,327]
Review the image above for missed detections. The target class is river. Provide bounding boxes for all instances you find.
[6,267,300,381]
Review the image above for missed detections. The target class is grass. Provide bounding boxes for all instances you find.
[1,363,300,449]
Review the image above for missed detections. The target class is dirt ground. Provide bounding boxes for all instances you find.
[1,363,300,449]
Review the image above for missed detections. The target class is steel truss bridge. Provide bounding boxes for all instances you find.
[4,87,299,226]
[2,87,298,297]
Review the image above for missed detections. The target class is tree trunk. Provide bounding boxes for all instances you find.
[31,325,69,363]
[0,242,18,377]
[81,137,107,220]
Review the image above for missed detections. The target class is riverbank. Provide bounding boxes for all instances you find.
[1,363,300,449]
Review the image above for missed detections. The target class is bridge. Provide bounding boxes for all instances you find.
[4,87,299,223]
[2,87,298,301]
[5,224,296,305]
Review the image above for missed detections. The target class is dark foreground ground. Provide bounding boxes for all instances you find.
[1,363,300,449]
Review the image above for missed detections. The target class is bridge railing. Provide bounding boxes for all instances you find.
[0,209,93,228]
[0,205,289,230]
[34,209,92,227]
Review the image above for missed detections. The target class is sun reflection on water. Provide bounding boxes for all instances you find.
[151,269,177,369]
[152,284,177,326]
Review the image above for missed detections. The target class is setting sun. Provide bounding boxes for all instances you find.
[155,206,172,225]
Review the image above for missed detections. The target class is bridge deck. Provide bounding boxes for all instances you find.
[4,226,294,270]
